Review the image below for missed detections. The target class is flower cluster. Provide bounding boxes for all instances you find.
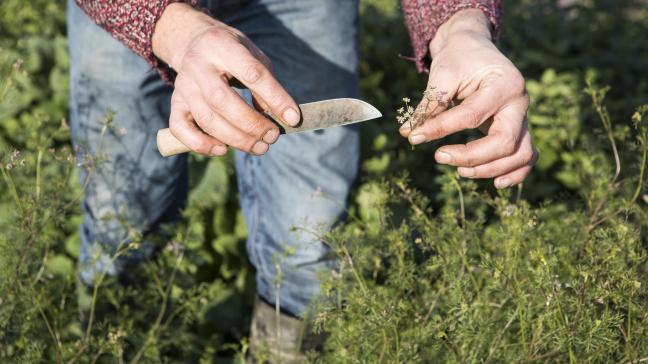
[396,87,450,131]
[396,97,415,129]
[422,86,448,109]
[1,149,25,170]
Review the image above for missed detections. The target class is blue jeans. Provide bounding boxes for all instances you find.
[68,0,360,316]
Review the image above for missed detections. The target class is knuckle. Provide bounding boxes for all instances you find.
[473,166,492,178]
[169,121,183,136]
[242,61,265,84]
[239,117,266,138]
[520,149,534,165]
[500,134,518,156]
[194,141,213,155]
[264,91,286,110]
[193,110,210,125]
[464,108,482,128]
[510,72,527,95]
[503,144,516,157]
[453,102,482,129]
[464,154,478,167]
[170,123,211,155]
[230,133,253,151]
[201,28,226,45]
[520,93,531,108]
[206,86,227,108]
[531,148,540,164]
[430,122,449,138]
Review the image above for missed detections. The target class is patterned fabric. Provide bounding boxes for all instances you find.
[73,0,201,82]
[400,0,503,72]
[74,0,502,77]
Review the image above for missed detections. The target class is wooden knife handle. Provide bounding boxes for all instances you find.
[157,128,190,157]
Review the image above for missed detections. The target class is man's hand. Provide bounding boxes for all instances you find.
[399,9,537,189]
[152,4,301,156]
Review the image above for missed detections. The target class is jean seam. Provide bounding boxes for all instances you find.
[246,154,266,277]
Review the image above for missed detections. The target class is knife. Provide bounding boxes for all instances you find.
[156,98,382,157]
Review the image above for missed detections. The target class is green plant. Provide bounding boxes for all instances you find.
[1,0,647,362]
[310,87,648,363]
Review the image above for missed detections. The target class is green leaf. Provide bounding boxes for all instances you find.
[45,254,73,276]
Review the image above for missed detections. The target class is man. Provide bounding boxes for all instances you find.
[68,0,536,360]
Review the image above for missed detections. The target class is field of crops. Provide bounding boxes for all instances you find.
[1,0,647,362]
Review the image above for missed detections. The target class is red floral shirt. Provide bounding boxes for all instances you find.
[74,0,502,81]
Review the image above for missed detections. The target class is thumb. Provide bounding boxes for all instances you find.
[399,71,458,138]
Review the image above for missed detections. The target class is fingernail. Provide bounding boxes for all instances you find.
[263,129,280,144]
[409,134,426,145]
[436,151,452,164]
[495,177,511,189]
[282,107,300,127]
[252,141,269,155]
[211,145,227,156]
[458,167,474,177]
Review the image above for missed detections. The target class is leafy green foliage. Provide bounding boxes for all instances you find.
[313,101,648,363]
[1,0,647,363]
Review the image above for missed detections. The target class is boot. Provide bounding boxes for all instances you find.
[248,297,325,364]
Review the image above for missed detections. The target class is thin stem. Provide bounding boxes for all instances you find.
[30,148,44,225]
[35,148,42,200]
[393,181,434,227]
[588,84,621,182]
[631,142,647,202]
[627,294,636,362]
[70,239,130,364]
[1,165,22,212]
[295,225,369,296]
[90,346,106,364]
[378,330,388,363]
[31,242,49,284]
[484,308,518,363]
[30,283,62,364]
[621,357,648,364]
[129,251,183,364]
[451,177,465,228]
[340,243,368,296]
[84,273,106,341]
[392,325,400,362]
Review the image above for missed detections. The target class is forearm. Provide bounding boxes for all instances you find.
[152,3,221,71]
[400,0,503,71]
[74,0,202,81]
[429,9,493,57]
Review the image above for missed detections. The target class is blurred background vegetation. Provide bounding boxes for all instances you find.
[1,0,647,363]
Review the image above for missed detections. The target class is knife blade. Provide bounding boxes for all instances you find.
[156,98,382,157]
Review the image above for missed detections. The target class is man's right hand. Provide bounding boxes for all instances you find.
[152,3,300,156]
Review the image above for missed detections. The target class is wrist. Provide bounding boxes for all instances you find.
[429,9,493,57]
[152,3,218,70]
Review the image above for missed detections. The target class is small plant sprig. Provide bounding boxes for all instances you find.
[396,86,449,131]
[396,87,449,151]
[396,97,415,130]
